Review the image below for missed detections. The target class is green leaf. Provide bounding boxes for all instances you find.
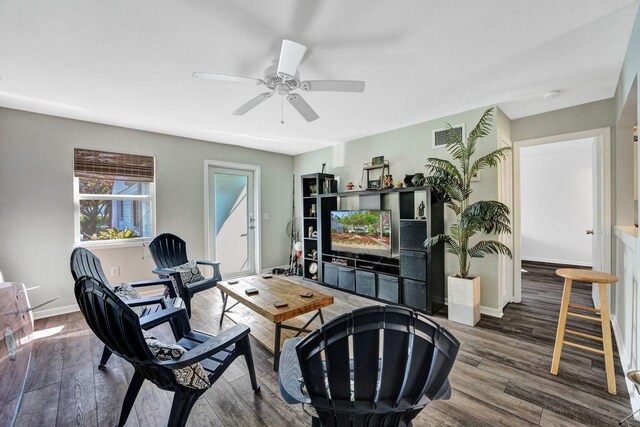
[425,158,463,184]
[461,201,511,235]
[466,107,494,160]
[468,240,513,258]
[446,201,461,216]
[444,182,472,203]
[469,146,511,179]
[424,234,461,257]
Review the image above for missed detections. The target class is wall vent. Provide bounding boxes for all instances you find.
[433,124,465,148]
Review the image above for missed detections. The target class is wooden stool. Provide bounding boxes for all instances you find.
[551,268,618,394]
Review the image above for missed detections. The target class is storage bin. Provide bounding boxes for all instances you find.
[377,274,399,303]
[355,270,376,297]
[338,267,356,292]
[400,250,428,282]
[400,220,427,251]
[402,278,427,311]
[324,263,339,287]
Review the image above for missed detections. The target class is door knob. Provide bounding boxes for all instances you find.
[586,229,593,235]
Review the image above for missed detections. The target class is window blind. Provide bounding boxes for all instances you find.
[74,148,155,182]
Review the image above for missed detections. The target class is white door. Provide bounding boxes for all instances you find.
[208,167,256,277]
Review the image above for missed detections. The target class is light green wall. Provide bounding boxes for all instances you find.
[610,7,640,410]
[615,7,640,124]
[294,106,506,311]
[0,107,294,314]
[613,6,640,229]
[511,98,615,142]
[496,106,512,142]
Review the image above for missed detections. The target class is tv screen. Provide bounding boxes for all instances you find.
[331,210,392,257]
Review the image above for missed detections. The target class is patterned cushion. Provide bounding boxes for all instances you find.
[143,330,211,390]
[167,260,205,285]
[114,283,139,300]
[114,283,143,315]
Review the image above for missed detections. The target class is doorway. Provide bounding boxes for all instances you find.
[512,128,611,305]
[205,161,261,278]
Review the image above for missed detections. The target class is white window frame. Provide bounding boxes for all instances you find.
[73,177,157,249]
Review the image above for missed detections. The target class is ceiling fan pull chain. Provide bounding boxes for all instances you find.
[281,96,285,125]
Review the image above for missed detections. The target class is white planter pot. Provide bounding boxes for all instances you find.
[447,275,481,326]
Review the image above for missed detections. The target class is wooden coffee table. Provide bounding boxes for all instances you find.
[217,275,333,370]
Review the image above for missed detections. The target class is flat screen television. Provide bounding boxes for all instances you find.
[330,210,392,257]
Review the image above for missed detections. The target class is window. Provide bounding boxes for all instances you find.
[74,148,155,245]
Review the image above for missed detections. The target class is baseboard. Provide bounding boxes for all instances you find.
[480,305,504,318]
[444,298,504,318]
[32,303,79,320]
[522,256,592,267]
[611,317,640,421]
[261,265,290,274]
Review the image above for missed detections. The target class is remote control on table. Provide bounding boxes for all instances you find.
[245,288,259,295]
[273,300,288,308]
[227,280,239,284]
[300,291,313,298]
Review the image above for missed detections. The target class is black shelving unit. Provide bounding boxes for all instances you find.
[300,177,445,315]
[301,173,337,283]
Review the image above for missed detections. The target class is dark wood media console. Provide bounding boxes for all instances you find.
[301,173,445,315]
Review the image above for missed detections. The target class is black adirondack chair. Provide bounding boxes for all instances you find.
[149,233,221,317]
[278,305,460,427]
[74,275,260,427]
[70,247,177,368]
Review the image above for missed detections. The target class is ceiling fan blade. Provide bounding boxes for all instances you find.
[300,80,365,93]
[277,40,307,80]
[287,94,319,122]
[192,72,261,85]
[232,92,274,115]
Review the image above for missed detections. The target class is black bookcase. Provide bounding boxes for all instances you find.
[301,173,337,283]
[300,178,445,316]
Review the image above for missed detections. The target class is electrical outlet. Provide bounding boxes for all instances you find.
[110,266,120,277]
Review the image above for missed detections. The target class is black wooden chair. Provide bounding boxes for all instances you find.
[149,233,221,317]
[74,275,260,427]
[70,247,177,368]
[278,305,460,427]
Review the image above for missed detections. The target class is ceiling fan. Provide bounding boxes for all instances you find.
[193,40,365,122]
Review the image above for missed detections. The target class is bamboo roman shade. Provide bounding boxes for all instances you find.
[74,148,155,182]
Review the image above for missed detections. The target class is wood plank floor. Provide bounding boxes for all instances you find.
[15,261,639,426]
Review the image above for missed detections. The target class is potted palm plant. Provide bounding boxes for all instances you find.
[424,107,512,326]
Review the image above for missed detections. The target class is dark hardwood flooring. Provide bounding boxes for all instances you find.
[15,262,639,426]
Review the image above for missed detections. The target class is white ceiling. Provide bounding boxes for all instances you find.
[0,1,638,155]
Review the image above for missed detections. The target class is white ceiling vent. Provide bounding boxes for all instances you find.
[433,124,465,148]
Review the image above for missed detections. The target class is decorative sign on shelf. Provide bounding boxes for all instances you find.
[371,155,385,166]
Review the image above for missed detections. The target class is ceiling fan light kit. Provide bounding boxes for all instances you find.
[277,40,307,80]
[193,39,365,123]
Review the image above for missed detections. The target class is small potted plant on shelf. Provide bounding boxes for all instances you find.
[424,107,512,326]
